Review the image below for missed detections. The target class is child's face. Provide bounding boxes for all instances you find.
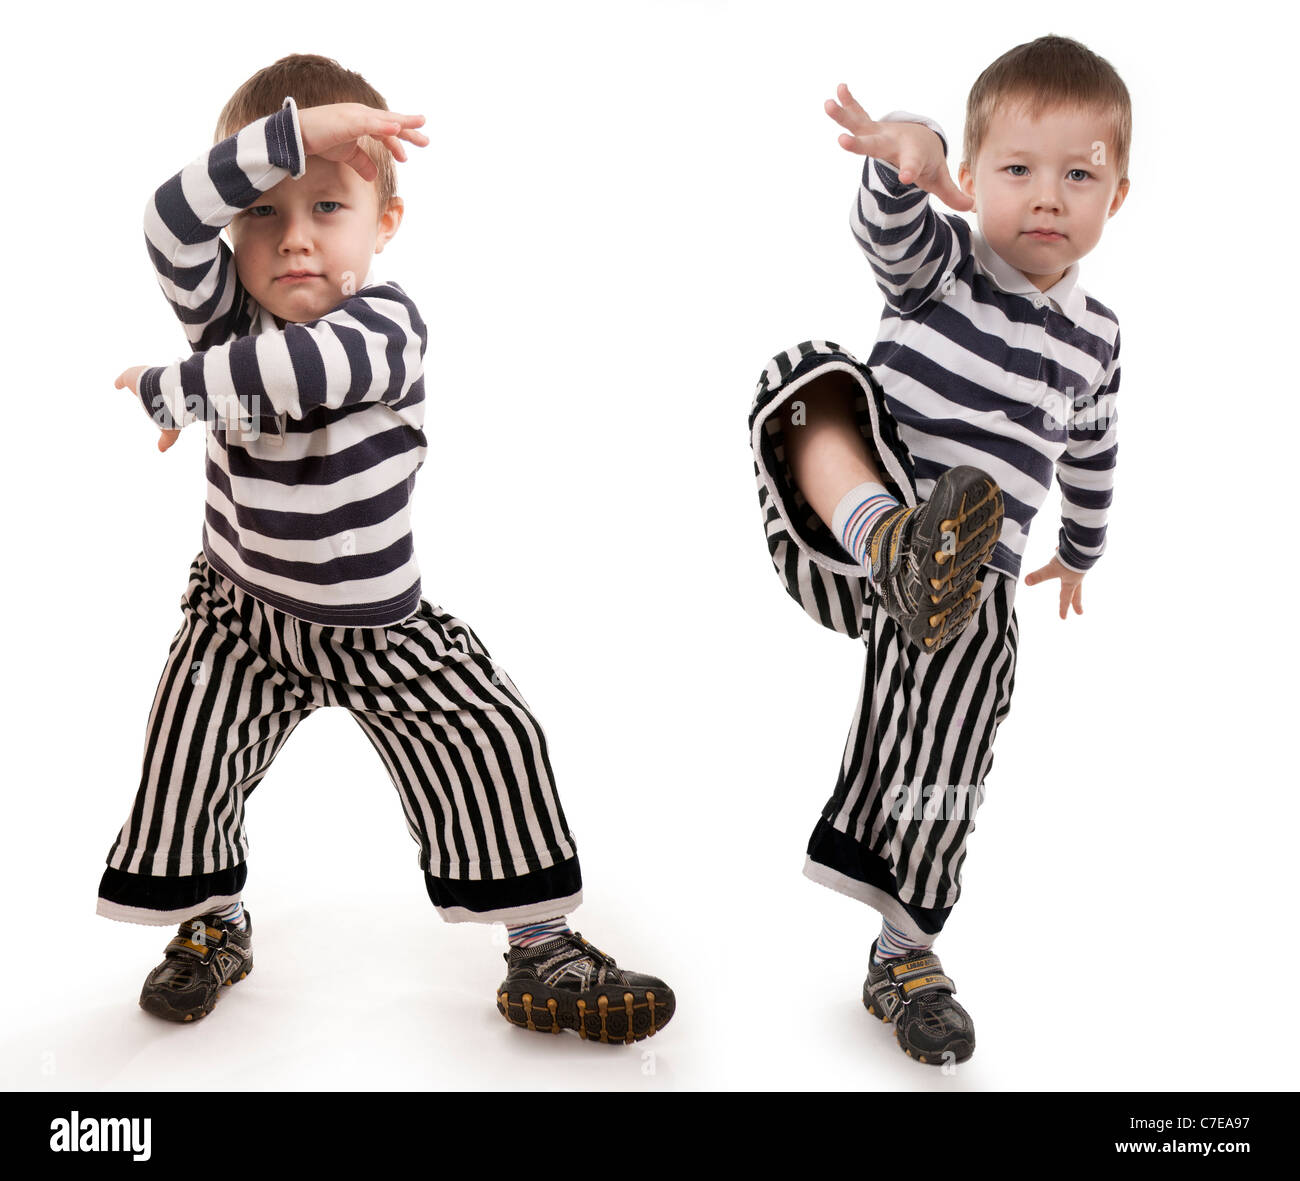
[227,153,402,324]
[957,102,1129,292]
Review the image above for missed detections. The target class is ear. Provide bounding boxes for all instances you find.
[374,196,404,254]
[1107,176,1130,218]
[957,160,976,211]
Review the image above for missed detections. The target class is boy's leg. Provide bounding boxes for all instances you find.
[335,601,673,1042]
[338,601,581,922]
[806,573,1019,920]
[750,340,1000,650]
[750,340,916,640]
[98,550,318,925]
[807,574,1020,1064]
[780,368,893,527]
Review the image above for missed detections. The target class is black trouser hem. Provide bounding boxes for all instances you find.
[807,818,952,936]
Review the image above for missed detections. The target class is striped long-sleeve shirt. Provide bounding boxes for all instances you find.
[851,110,1120,578]
[136,96,429,627]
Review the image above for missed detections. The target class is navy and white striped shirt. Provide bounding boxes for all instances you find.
[137,96,428,626]
[852,111,1120,578]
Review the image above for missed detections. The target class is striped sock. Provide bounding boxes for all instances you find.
[506,916,572,949]
[210,900,247,930]
[831,481,902,585]
[872,917,933,964]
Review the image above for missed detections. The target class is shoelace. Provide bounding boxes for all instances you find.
[527,932,618,978]
[571,933,616,968]
[869,507,922,618]
[868,507,912,577]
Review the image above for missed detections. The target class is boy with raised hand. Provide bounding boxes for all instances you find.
[749,34,1127,1064]
[103,53,673,1046]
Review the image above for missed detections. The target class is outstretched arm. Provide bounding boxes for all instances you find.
[135,283,427,431]
[827,85,972,316]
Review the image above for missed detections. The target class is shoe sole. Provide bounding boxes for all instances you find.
[862,987,974,1065]
[904,466,1003,652]
[496,982,674,1044]
[139,959,253,1024]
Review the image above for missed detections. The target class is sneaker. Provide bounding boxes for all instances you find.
[139,911,254,1023]
[496,931,674,1044]
[863,938,974,1064]
[868,465,1003,652]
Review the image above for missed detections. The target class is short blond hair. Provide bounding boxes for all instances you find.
[963,34,1132,184]
[215,53,397,216]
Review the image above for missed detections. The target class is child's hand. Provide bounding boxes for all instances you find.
[825,84,974,212]
[297,103,429,182]
[116,366,180,452]
[1023,554,1085,620]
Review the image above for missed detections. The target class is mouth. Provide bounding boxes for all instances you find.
[1023,230,1065,241]
[277,272,323,282]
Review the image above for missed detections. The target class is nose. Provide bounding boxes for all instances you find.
[1032,184,1063,213]
[277,209,313,256]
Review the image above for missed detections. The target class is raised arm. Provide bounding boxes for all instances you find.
[1055,327,1120,572]
[852,112,971,315]
[137,283,426,431]
[143,97,307,351]
[826,87,970,316]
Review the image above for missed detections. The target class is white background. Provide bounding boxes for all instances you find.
[1,0,1293,1093]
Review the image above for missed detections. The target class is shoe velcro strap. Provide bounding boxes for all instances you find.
[169,926,226,959]
[899,972,956,999]
[887,953,942,980]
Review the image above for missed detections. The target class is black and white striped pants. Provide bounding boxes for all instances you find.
[750,341,1020,938]
[804,572,1019,937]
[98,549,582,926]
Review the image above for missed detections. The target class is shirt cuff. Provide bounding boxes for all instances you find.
[271,96,308,180]
[877,109,949,157]
[1054,539,1093,574]
[137,366,180,430]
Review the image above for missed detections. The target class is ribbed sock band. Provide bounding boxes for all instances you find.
[209,900,247,930]
[873,916,934,963]
[506,916,572,949]
[831,481,900,584]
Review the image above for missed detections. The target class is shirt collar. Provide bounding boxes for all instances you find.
[969,224,1087,324]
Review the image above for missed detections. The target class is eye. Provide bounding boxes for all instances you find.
[247,205,274,218]
[316,201,341,213]
[1005,164,1029,177]
[1067,168,1092,182]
